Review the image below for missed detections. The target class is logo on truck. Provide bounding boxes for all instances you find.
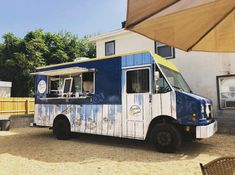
[38,80,47,94]
[129,105,141,116]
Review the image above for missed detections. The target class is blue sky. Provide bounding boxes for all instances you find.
[0,0,127,40]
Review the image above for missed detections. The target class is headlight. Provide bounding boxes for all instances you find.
[201,104,205,113]
[205,104,210,117]
[201,104,205,119]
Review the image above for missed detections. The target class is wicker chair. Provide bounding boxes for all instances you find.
[200,157,235,175]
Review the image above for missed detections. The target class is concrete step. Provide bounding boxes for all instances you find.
[0,114,33,131]
[0,116,10,131]
[9,114,34,128]
[215,117,235,135]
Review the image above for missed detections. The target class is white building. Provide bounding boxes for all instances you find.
[0,81,12,97]
[90,29,235,119]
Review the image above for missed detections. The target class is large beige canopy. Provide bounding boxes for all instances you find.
[126,0,235,52]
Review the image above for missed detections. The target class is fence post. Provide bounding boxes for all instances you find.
[26,99,29,114]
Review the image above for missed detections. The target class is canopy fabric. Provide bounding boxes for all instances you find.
[126,0,180,28]
[32,67,93,76]
[126,0,235,52]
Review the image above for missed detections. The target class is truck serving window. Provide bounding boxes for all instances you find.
[46,72,95,99]
[63,78,73,95]
[82,72,94,94]
[127,69,149,93]
[49,77,60,92]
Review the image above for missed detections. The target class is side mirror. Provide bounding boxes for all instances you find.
[155,71,160,80]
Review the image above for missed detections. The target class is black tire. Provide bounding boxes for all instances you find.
[53,117,71,140]
[182,131,196,142]
[150,123,182,153]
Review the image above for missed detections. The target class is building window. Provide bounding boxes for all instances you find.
[217,75,235,109]
[105,40,115,56]
[155,42,175,59]
[127,69,149,93]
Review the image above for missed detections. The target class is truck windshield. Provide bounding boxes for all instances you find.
[160,65,192,93]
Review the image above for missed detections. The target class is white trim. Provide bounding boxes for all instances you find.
[196,121,218,138]
[89,29,135,42]
[122,64,152,70]
[0,81,12,88]
[32,67,95,76]
[125,67,151,94]
[62,78,73,95]
[218,75,235,109]
[40,96,88,100]
[93,72,96,94]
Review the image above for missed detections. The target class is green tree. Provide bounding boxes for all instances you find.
[0,30,96,97]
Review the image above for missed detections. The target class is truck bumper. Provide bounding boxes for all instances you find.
[196,120,218,139]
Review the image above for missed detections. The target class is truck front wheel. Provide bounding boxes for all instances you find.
[150,123,182,153]
[53,117,71,140]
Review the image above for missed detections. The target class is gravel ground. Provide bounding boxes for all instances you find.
[0,127,234,175]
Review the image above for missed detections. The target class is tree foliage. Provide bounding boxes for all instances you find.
[0,29,96,97]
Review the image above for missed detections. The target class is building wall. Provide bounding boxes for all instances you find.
[91,30,235,118]
[0,81,12,97]
[95,31,155,57]
[0,87,11,97]
[172,50,235,117]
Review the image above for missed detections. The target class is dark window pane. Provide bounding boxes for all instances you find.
[127,69,149,93]
[155,77,170,93]
[83,72,94,81]
[105,41,115,56]
[64,79,72,93]
[73,75,82,93]
[155,42,175,59]
[157,46,172,58]
[82,72,94,93]
[51,80,59,91]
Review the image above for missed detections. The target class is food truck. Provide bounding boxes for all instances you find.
[33,51,217,152]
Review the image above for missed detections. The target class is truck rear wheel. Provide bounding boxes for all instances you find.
[150,123,182,153]
[53,117,71,140]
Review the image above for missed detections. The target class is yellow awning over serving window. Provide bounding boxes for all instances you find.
[31,67,95,76]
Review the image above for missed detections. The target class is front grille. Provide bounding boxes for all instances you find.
[205,104,212,119]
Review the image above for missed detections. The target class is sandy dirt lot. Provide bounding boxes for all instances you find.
[0,127,234,175]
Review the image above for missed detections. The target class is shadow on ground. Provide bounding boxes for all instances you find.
[0,127,234,163]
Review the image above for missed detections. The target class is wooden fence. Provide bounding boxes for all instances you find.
[0,98,34,115]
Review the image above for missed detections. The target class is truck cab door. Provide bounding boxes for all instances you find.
[122,66,152,139]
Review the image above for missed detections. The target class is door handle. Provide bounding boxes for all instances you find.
[149,94,152,103]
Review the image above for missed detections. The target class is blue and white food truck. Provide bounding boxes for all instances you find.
[33,51,217,152]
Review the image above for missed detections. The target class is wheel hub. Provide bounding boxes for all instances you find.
[157,131,172,146]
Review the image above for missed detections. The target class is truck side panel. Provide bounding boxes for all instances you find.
[34,52,177,140]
